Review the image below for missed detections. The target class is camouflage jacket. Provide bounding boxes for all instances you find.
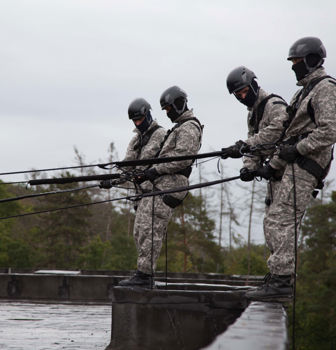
[151,109,203,201]
[270,67,336,172]
[243,88,288,170]
[121,120,166,192]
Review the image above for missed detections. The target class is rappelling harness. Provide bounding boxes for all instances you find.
[152,116,203,208]
[280,75,336,189]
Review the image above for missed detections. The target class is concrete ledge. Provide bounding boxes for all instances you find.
[203,301,288,350]
[0,273,119,302]
[0,272,261,302]
[107,286,249,350]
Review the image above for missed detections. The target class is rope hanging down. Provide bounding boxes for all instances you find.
[0,175,240,220]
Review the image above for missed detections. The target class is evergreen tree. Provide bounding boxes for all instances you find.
[292,191,336,350]
[27,173,93,269]
[157,193,223,273]
[0,182,33,268]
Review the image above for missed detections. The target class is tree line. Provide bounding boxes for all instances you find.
[0,143,268,274]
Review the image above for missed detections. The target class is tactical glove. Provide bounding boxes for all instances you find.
[279,145,300,163]
[145,168,160,182]
[240,143,251,154]
[239,167,256,182]
[99,179,114,189]
[256,163,276,180]
[135,168,160,184]
[221,140,247,159]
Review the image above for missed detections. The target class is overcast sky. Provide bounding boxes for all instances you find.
[1,0,336,242]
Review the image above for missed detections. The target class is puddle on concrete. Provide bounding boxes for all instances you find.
[0,302,111,350]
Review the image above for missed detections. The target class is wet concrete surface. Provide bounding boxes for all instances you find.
[0,301,111,350]
[203,301,288,350]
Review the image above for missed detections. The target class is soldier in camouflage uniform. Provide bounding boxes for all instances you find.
[222,67,288,278]
[223,66,288,181]
[246,37,336,300]
[100,98,166,287]
[118,86,203,288]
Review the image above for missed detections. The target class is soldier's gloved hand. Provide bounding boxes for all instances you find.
[145,168,160,182]
[221,140,246,159]
[99,179,114,189]
[256,164,276,180]
[239,167,256,182]
[135,168,160,184]
[240,142,251,154]
[279,145,300,163]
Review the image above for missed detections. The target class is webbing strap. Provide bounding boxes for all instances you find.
[133,124,163,151]
[250,94,287,134]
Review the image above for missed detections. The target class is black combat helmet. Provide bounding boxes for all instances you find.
[287,36,326,61]
[288,37,326,80]
[227,66,259,108]
[160,86,188,121]
[226,66,257,94]
[160,86,188,110]
[128,98,151,120]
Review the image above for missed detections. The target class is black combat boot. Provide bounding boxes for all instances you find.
[118,270,154,289]
[245,273,293,301]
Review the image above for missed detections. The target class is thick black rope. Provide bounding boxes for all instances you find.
[292,163,298,350]
[0,185,98,204]
[0,150,227,177]
[0,176,240,220]
[28,173,122,186]
[0,141,287,179]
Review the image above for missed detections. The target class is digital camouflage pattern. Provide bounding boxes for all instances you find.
[267,67,336,275]
[134,195,173,274]
[137,109,203,273]
[270,67,336,171]
[151,109,203,202]
[119,119,167,274]
[121,120,166,193]
[243,88,288,171]
[264,164,316,275]
[238,87,289,275]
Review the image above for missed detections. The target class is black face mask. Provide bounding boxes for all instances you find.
[167,109,180,122]
[292,61,309,81]
[236,80,259,108]
[136,112,153,133]
[236,87,258,108]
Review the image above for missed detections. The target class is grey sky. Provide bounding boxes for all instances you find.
[1,0,335,243]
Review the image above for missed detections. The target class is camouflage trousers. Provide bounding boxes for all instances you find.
[133,195,174,275]
[263,163,316,275]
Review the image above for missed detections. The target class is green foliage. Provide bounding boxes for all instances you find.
[0,183,22,233]
[0,182,35,268]
[78,234,137,270]
[290,191,336,350]
[0,232,33,268]
[157,194,224,273]
[0,179,270,275]
[29,177,93,269]
[222,244,268,275]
